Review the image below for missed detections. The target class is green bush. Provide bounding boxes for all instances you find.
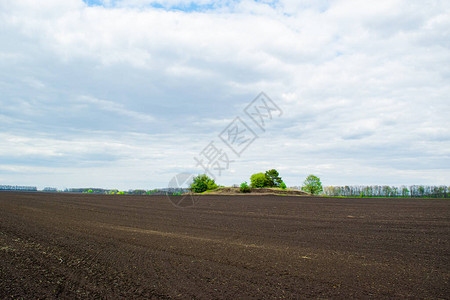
[240,182,251,193]
[280,181,287,190]
[190,174,218,193]
[250,173,268,188]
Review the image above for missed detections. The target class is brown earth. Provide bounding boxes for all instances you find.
[0,192,449,299]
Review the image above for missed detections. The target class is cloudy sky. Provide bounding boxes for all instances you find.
[1,0,449,190]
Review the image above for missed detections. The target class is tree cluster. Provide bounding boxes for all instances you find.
[250,169,284,188]
[322,185,449,198]
[0,185,37,191]
[190,174,218,193]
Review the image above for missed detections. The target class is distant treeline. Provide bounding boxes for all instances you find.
[0,185,187,195]
[43,187,57,192]
[65,188,187,195]
[323,185,449,198]
[0,185,37,191]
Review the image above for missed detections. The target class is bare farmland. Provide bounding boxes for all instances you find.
[0,192,448,298]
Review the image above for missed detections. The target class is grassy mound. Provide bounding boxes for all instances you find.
[200,187,310,196]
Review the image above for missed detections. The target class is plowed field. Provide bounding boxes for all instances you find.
[0,192,448,298]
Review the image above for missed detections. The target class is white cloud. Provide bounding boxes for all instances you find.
[76,95,156,122]
[0,0,449,189]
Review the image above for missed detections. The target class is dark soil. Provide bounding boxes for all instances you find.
[0,192,448,299]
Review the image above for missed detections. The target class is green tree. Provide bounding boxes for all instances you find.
[250,173,269,188]
[301,175,323,195]
[402,187,409,197]
[190,174,218,193]
[418,186,425,197]
[265,169,283,187]
[279,181,287,190]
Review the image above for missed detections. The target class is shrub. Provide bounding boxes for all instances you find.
[190,174,218,193]
[240,182,251,193]
[250,173,268,188]
[280,181,287,190]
